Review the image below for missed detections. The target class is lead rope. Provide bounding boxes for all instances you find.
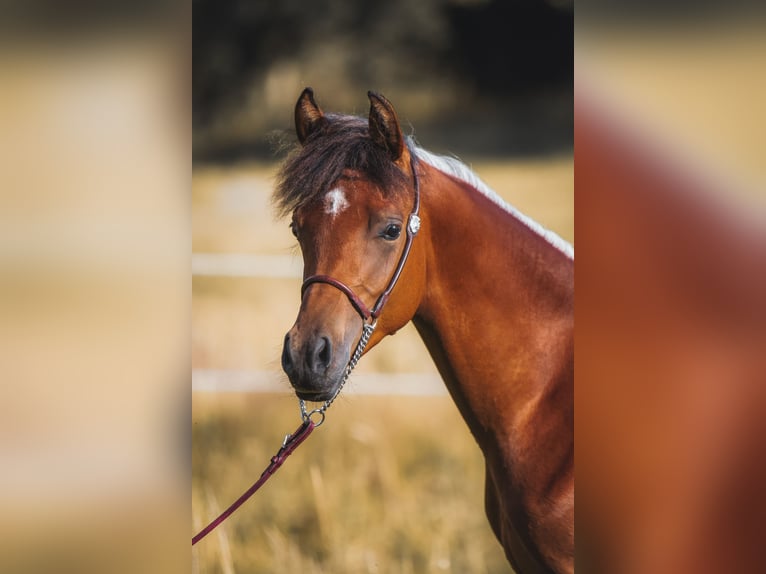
[192,319,377,546]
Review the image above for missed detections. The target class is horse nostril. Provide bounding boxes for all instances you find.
[313,336,332,371]
[281,334,294,373]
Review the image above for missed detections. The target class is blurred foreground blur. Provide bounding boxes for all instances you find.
[576,11,766,574]
[0,15,188,574]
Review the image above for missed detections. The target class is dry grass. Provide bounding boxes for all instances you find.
[192,393,512,574]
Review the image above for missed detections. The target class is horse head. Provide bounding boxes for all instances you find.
[277,88,426,402]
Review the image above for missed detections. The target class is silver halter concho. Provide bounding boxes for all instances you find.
[298,156,421,426]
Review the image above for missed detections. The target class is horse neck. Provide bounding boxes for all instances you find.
[413,165,574,462]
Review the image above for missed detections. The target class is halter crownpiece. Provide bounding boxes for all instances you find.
[298,154,421,421]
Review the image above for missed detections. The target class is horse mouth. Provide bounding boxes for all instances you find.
[293,384,338,403]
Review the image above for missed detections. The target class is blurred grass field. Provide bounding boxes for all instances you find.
[192,156,572,573]
[192,394,510,573]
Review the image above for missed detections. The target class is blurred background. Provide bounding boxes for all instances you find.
[192,1,572,573]
[192,0,573,160]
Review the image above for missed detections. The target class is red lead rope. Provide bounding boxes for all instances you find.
[192,419,316,546]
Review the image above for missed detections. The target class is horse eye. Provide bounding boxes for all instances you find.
[289,222,298,238]
[382,223,402,240]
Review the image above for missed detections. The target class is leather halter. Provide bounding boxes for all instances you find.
[300,155,421,322]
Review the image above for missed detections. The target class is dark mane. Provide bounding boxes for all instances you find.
[274,115,410,217]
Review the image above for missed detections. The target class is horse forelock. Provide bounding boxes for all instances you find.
[274,115,410,218]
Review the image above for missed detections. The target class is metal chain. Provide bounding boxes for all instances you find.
[300,319,377,425]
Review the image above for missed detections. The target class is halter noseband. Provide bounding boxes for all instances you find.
[300,154,421,323]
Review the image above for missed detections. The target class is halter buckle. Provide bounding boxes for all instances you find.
[408,214,421,235]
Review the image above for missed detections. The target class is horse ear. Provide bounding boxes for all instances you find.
[295,87,326,145]
[368,91,405,161]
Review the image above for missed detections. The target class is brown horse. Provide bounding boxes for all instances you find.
[276,88,574,574]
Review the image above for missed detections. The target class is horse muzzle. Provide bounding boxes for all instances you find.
[281,329,349,401]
